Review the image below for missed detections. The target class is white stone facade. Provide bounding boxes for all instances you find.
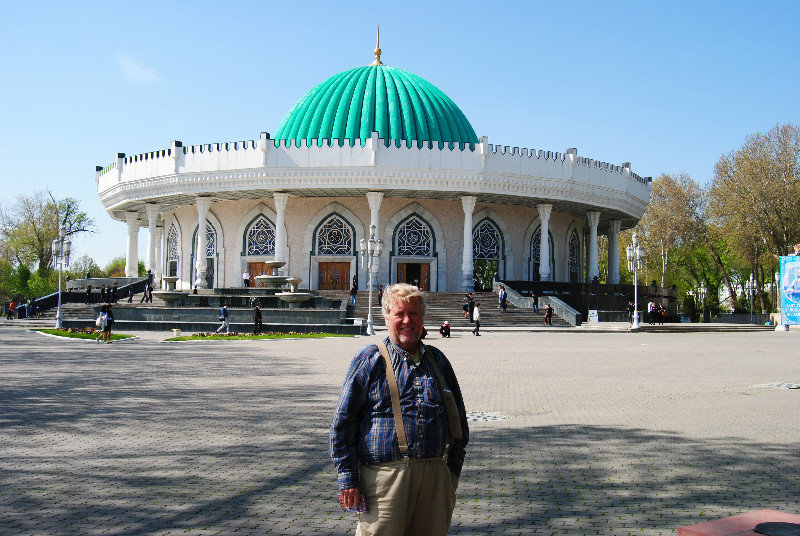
[96,134,651,291]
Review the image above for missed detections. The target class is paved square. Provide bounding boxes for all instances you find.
[1,327,798,535]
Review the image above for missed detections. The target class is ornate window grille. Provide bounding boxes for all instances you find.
[246,216,275,255]
[167,225,179,261]
[531,227,555,281]
[194,220,216,258]
[473,219,501,260]
[396,216,432,256]
[568,229,580,282]
[316,216,352,255]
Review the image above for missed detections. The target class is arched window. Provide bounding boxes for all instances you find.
[316,215,353,255]
[473,219,502,260]
[396,216,432,256]
[194,221,216,258]
[473,218,502,290]
[246,215,275,255]
[568,229,581,282]
[167,224,179,277]
[192,220,218,288]
[531,226,555,281]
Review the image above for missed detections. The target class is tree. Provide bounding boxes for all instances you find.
[708,123,800,259]
[69,254,101,279]
[0,190,95,273]
[636,173,703,288]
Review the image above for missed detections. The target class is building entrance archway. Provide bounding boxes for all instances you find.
[319,262,351,290]
[248,262,274,287]
[397,262,430,291]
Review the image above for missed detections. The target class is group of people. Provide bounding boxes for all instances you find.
[625,300,668,324]
[215,301,264,335]
[4,298,37,319]
[86,283,122,304]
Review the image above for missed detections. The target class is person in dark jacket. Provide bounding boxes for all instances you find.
[253,303,263,335]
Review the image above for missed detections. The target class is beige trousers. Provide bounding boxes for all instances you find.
[356,457,458,536]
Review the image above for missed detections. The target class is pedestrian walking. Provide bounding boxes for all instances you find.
[85,285,93,304]
[498,285,507,312]
[216,304,230,334]
[543,304,554,326]
[467,293,475,322]
[377,284,383,305]
[95,305,109,343]
[531,292,539,313]
[461,294,470,318]
[472,303,481,336]
[100,284,107,303]
[111,283,119,303]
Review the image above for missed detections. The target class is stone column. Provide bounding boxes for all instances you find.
[366,191,384,290]
[154,225,163,288]
[537,204,552,281]
[608,220,621,284]
[587,211,601,282]
[146,205,160,278]
[125,212,140,278]
[461,196,477,292]
[195,198,211,288]
[273,193,289,273]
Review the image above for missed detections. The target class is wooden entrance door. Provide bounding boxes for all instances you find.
[248,262,273,287]
[319,262,350,290]
[396,263,430,291]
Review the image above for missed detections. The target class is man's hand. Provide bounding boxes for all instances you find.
[339,487,362,509]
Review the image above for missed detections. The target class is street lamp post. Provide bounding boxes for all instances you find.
[359,224,383,336]
[626,232,645,329]
[698,282,707,323]
[745,273,756,325]
[51,225,71,329]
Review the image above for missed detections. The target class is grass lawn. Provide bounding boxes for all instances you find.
[165,332,353,341]
[34,329,135,341]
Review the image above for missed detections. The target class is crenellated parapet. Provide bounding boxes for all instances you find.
[96,131,652,222]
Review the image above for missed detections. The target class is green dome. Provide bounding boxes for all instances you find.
[274,65,479,148]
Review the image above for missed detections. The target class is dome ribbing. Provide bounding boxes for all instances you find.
[273,65,478,148]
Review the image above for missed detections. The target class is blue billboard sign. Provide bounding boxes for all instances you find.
[779,256,800,326]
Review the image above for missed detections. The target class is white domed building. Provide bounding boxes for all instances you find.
[96,44,651,295]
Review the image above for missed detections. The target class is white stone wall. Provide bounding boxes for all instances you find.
[161,196,597,291]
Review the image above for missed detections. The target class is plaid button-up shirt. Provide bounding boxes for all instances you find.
[329,337,469,491]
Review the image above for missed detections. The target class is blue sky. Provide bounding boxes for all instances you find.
[1,0,798,267]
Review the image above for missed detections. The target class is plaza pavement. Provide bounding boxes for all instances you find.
[0,325,798,536]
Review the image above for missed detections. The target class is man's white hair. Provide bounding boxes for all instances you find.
[381,283,427,316]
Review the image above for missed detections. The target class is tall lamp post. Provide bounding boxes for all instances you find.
[359,224,383,336]
[698,282,707,323]
[626,232,645,329]
[51,225,71,329]
[745,273,756,325]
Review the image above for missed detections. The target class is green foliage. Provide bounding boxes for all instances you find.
[68,254,100,279]
[103,256,126,277]
[0,190,95,272]
[27,271,56,298]
[138,260,146,277]
[0,260,14,303]
[12,264,31,296]
[472,259,498,291]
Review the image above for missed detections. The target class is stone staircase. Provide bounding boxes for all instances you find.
[316,290,570,329]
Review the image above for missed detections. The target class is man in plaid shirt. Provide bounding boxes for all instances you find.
[330,283,469,535]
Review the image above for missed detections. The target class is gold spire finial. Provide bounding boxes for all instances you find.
[370,25,383,66]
